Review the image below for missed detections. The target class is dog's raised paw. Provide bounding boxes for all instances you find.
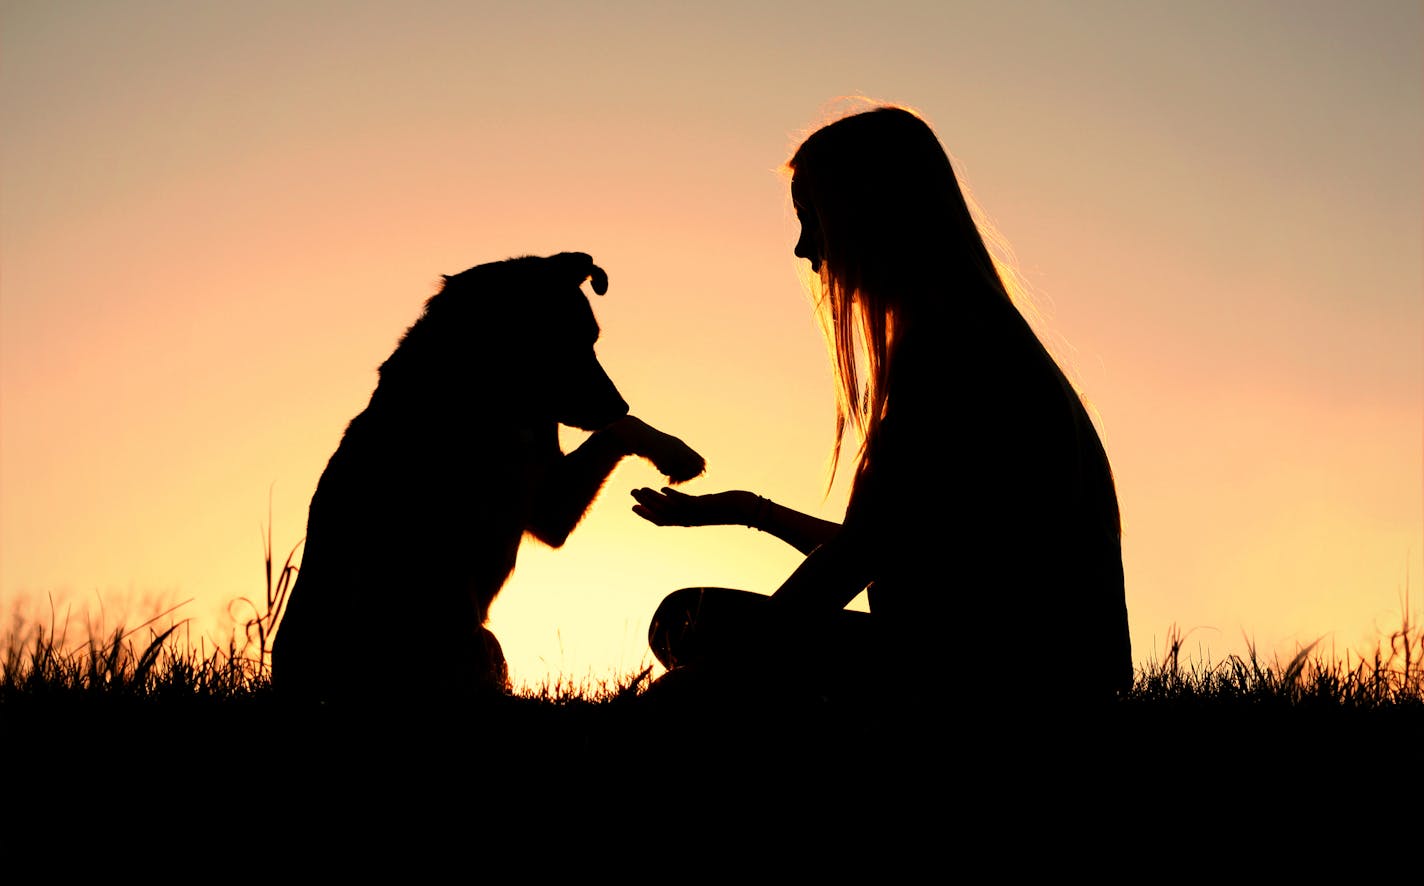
[655,438,706,484]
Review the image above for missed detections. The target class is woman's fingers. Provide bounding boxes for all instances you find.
[630,487,671,525]
[631,486,669,508]
[630,486,702,526]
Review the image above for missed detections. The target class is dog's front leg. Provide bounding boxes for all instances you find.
[527,416,704,546]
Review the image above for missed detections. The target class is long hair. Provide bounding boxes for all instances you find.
[787,105,1013,482]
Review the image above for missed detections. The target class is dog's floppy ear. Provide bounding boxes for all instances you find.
[549,251,608,296]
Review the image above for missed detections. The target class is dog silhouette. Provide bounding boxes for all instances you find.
[272,252,703,702]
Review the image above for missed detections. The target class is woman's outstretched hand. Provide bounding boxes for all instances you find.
[630,487,755,528]
[634,487,841,554]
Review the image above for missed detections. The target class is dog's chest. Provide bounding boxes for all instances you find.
[510,422,559,490]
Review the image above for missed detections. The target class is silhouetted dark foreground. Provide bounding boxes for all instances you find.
[4,685,1419,822]
[8,681,1415,860]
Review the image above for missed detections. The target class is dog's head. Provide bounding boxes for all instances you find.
[413,252,629,430]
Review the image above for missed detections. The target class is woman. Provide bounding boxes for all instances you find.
[634,106,1131,706]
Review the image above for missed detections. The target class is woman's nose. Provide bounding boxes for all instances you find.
[795,230,822,271]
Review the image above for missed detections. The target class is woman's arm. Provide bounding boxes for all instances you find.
[630,487,839,555]
[770,530,874,613]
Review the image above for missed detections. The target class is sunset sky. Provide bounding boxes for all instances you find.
[3,1,1420,689]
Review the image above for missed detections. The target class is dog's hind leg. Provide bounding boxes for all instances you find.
[475,626,510,694]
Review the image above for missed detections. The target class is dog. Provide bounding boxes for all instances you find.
[271,252,703,702]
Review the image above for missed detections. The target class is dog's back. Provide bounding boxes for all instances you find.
[273,253,626,702]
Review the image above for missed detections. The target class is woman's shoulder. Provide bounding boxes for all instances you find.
[879,327,1100,493]
[891,309,1072,415]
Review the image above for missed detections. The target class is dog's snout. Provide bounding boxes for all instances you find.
[561,355,628,431]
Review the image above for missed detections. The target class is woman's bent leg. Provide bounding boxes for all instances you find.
[648,587,774,670]
[648,587,880,696]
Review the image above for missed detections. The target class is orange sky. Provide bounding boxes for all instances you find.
[2,2,1420,689]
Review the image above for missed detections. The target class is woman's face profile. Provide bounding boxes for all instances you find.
[791,178,824,273]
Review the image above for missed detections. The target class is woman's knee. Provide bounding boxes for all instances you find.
[649,586,708,635]
[648,587,705,667]
[652,587,706,621]
[648,587,766,669]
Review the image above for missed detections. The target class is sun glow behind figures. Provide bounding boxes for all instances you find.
[1,3,1419,689]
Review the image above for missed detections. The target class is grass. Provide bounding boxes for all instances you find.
[4,582,1422,711]
[4,585,1420,811]
[5,586,1420,719]
[1131,618,1422,711]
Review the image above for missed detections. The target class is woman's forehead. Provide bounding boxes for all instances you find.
[790,176,811,207]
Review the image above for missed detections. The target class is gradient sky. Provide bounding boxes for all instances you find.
[3,1,1420,689]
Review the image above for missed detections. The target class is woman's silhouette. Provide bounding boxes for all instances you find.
[634,106,1131,707]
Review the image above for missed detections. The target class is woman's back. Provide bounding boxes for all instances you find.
[845,292,1131,699]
